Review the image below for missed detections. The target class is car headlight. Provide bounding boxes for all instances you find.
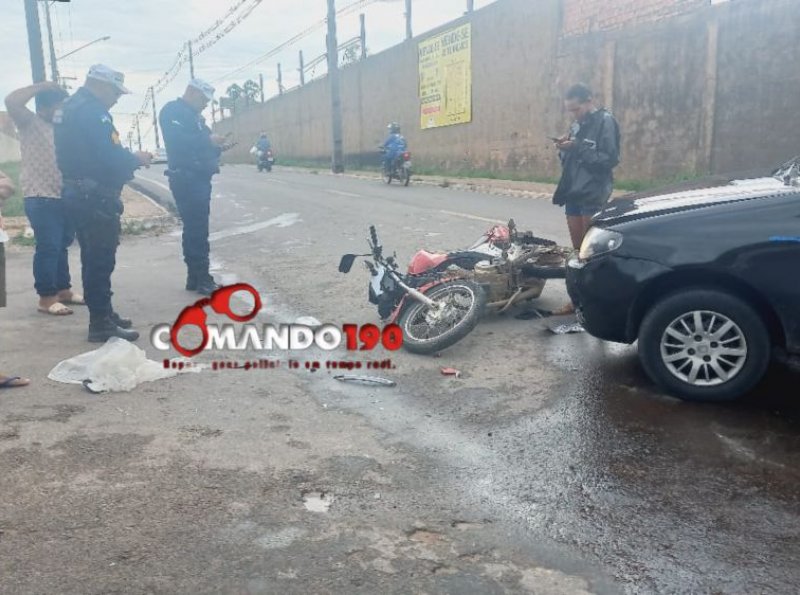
[578,228,624,261]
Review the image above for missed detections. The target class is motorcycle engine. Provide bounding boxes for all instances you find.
[472,260,509,302]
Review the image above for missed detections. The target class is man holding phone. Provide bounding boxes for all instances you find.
[551,83,620,313]
[160,79,228,296]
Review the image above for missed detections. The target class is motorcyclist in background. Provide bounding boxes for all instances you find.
[382,122,407,174]
[255,132,271,153]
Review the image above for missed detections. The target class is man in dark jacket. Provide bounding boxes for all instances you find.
[159,79,224,296]
[553,83,620,248]
[552,83,620,315]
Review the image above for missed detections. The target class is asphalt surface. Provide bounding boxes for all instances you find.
[1,164,798,594]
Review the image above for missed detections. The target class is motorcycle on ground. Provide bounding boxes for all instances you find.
[339,221,570,354]
[339,226,486,354]
[379,147,412,186]
[257,149,275,172]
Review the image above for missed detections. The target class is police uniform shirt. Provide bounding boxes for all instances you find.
[54,87,141,191]
[159,98,221,177]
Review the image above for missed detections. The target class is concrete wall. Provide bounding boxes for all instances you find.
[0,113,20,163]
[215,0,800,182]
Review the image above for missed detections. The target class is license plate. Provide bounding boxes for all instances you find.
[403,161,412,169]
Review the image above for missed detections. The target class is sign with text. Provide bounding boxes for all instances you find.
[418,23,473,130]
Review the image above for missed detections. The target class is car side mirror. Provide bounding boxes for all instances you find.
[339,254,357,274]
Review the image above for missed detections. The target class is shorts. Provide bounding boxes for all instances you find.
[565,201,602,217]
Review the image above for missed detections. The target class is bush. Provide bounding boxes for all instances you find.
[0,161,24,217]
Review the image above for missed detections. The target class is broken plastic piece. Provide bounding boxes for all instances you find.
[441,367,462,378]
[333,375,396,387]
[549,323,585,335]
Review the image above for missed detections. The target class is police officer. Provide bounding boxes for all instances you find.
[54,64,152,342]
[159,79,225,296]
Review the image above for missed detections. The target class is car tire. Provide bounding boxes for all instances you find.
[638,289,771,402]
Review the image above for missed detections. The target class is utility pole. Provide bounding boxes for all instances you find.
[135,117,142,152]
[299,51,305,86]
[360,14,367,59]
[43,1,59,83]
[151,87,161,149]
[277,63,283,95]
[326,0,345,173]
[259,73,265,102]
[467,0,474,12]
[24,0,46,83]
[188,40,195,79]
[405,0,413,40]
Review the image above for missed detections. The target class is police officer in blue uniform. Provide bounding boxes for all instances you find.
[54,65,152,342]
[159,79,225,296]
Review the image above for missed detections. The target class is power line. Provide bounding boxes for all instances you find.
[213,0,378,84]
[127,0,263,137]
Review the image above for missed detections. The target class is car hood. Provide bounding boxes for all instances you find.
[595,176,797,224]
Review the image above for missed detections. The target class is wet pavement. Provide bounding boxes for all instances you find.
[1,165,798,593]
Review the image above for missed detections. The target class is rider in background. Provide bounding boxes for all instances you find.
[255,132,271,153]
[382,123,407,173]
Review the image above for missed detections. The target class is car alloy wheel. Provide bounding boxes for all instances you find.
[660,310,747,387]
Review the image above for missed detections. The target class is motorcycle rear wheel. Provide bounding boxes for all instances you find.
[404,168,411,186]
[399,279,486,355]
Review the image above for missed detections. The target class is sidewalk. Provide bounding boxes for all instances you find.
[1,185,174,246]
[274,164,629,201]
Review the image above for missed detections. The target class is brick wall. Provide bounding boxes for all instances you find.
[562,0,709,36]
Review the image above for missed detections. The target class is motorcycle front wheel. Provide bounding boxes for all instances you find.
[399,279,487,355]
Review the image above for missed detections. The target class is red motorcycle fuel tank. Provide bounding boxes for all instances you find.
[408,250,449,275]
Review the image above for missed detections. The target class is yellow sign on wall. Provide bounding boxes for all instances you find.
[418,23,472,130]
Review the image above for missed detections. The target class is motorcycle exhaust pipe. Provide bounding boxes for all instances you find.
[392,275,438,308]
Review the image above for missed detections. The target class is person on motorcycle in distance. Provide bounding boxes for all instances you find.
[382,122,407,173]
[255,132,271,154]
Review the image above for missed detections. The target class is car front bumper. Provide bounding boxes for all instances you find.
[567,254,672,344]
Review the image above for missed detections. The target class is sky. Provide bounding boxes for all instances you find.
[0,0,496,149]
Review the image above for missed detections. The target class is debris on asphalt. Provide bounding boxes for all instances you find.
[333,375,396,387]
[302,491,333,513]
[295,316,322,328]
[515,308,553,321]
[49,337,180,393]
[441,367,462,378]
[549,322,586,335]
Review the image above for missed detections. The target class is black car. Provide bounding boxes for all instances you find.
[567,160,800,402]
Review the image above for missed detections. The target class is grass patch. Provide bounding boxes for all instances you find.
[12,233,35,247]
[614,171,702,193]
[0,161,24,217]
[225,154,704,193]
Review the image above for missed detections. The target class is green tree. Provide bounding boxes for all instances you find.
[226,83,244,101]
[243,79,261,105]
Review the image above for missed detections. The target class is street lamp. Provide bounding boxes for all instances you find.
[56,36,111,61]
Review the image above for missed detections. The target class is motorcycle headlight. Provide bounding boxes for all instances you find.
[578,228,624,261]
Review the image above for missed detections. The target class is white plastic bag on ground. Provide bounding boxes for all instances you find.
[49,337,178,393]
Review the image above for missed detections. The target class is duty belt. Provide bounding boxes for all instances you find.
[63,178,120,199]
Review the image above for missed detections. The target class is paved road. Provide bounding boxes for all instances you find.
[1,165,798,594]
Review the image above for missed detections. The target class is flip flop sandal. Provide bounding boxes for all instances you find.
[39,302,74,316]
[59,293,85,306]
[0,376,31,389]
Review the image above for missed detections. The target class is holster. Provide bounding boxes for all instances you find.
[63,179,123,237]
